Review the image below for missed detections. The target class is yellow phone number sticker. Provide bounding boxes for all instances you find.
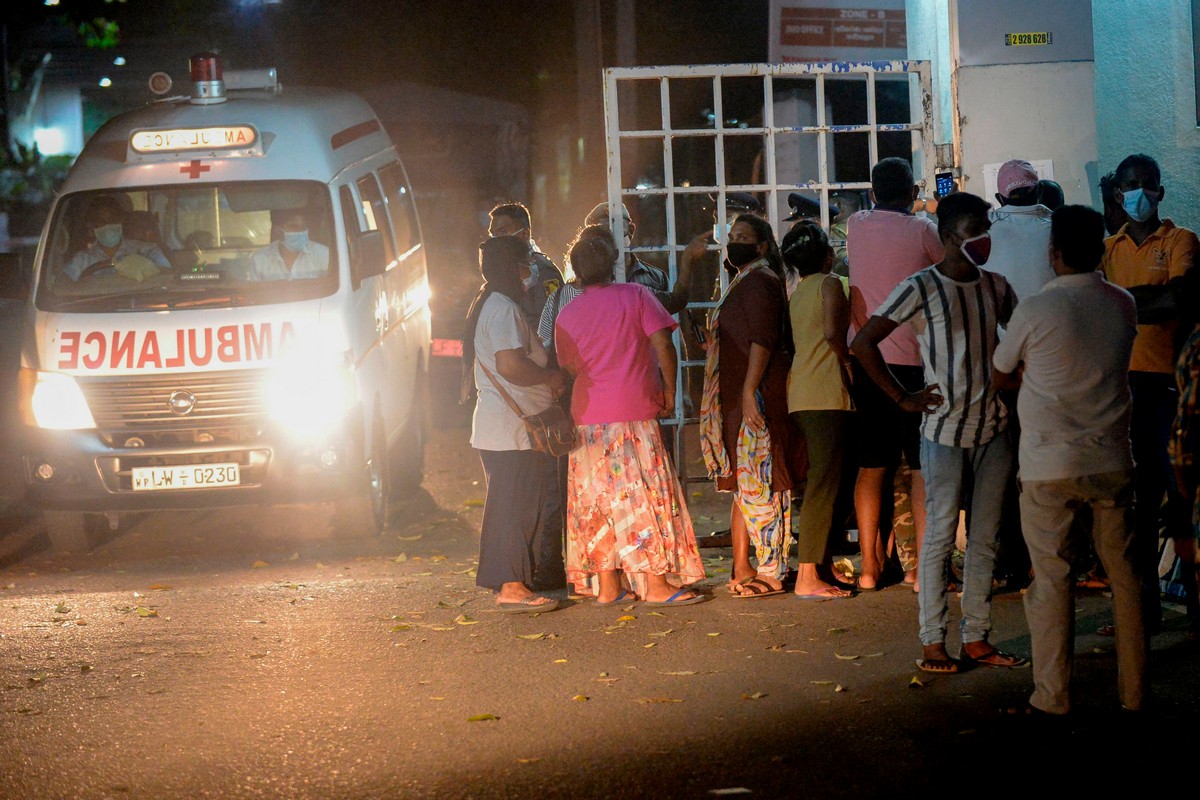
[1005,32,1052,46]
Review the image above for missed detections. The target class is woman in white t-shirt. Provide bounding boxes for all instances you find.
[461,236,567,613]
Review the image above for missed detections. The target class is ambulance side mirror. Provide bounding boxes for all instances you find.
[0,252,27,301]
[351,229,387,290]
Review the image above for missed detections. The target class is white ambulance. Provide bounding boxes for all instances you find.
[14,54,431,550]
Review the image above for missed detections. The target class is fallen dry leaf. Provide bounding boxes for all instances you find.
[251,560,270,569]
[909,675,924,688]
[834,684,846,693]
[396,535,423,541]
[742,692,768,700]
[147,584,173,591]
[467,713,499,722]
[516,633,546,641]
[637,697,683,704]
[647,629,675,638]
[463,499,484,508]
[135,607,158,618]
[453,614,479,626]
[616,615,637,622]
[571,694,589,702]
[515,757,540,764]
[661,671,698,676]
[393,554,408,563]
[835,653,859,661]
[53,601,70,614]
[709,789,752,796]
[553,659,569,664]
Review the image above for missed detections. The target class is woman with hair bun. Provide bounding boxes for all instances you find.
[781,220,854,599]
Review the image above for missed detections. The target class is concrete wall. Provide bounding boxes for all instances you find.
[956,61,1098,206]
[1093,0,1200,231]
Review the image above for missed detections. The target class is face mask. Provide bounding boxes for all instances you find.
[95,224,123,249]
[522,265,538,291]
[1121,188,1158,223]
[959,232,991,267]
[282,230,309,253]
[725,242,761,268]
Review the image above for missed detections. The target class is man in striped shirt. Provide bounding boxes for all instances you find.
[852,192,1025,675]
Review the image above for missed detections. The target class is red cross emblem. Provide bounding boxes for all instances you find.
[180,160,210,179]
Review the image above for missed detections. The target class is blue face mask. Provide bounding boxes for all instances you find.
[1121,187,1158,223]
[95,224,123,249]
[282,230,309,253]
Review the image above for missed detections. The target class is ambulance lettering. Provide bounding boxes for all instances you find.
[57,322,298,370]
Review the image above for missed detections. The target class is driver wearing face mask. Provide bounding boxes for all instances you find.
[62,196,172,281]
[248,208,330,281]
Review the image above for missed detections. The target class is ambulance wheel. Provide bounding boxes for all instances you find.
[44,512,102,553]
[334,420,389,537]
[391,372,429,497]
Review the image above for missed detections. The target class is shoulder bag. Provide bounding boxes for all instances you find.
[478,361,577,457]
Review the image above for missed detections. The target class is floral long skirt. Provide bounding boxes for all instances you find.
[567,419,706,598]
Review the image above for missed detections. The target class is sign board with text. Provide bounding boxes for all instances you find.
[770,0,907,63]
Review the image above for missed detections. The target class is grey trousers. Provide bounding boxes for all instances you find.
[1019,469,1147,714]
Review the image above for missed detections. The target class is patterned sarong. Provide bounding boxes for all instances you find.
[566,420,706,598]
[699,260,791,580]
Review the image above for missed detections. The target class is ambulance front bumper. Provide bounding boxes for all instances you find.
[19,426,365,512]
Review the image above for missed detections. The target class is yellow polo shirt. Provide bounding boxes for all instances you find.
[1101,219,1199,373]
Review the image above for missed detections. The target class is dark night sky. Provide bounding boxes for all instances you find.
[5,1,770,108]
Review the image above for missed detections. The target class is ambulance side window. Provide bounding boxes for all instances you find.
[378,161,421,258]
[338,184,361,283]
[355,174,397,274]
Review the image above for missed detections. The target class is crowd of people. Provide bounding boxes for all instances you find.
[461,153,1200,717]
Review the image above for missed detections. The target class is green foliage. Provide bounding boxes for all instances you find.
[77,17,121,50]
[0,142,73,214]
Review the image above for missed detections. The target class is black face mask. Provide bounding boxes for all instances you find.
[725,242,761,268]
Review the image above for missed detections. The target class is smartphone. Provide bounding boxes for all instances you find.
[712,222,730,241]
[935,171,956,199]
[688,312,707,346]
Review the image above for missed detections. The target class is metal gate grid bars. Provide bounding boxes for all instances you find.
[602,61,935,484]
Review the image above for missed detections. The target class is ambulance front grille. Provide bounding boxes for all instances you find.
[79,370,268,437]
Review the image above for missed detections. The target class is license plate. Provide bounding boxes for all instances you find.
[131,463,241,491]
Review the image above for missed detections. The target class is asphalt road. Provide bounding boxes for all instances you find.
[1,416,1197,799]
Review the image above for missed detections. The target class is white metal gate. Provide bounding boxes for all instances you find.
[601,61,935,484]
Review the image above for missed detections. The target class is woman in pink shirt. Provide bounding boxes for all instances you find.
[554,226,706,606]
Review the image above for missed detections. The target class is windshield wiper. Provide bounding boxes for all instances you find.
[45,287,166,311]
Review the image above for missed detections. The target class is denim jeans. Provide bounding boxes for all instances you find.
[917,432,1014,646]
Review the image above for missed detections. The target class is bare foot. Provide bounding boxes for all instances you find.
[793,579,851,598]
[916,642,959,674]
[644,587,699,603]
[733,575,783,597]
[857,571,880,591]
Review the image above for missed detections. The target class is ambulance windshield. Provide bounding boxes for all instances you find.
[36,182,338,312]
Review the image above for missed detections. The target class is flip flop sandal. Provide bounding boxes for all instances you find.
[727,576,754,594]
[596,589,637,606]
[731,578,785,599]
[794,586,853,600]
[915,657,960,674]
[961,648,1029,668]
[498,596,560,614]
[645,589,708,607]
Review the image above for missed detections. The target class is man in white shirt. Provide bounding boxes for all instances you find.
[249,209,330,281]
[63,196,171,281]
[993,205,1146,716]
[987,159,1055,305]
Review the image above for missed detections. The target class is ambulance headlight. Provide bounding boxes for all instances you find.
[19,369,97,430]
[265,352,357,441]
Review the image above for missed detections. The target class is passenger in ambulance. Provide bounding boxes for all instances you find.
[248,208,329,281]
[62,196,172,282]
